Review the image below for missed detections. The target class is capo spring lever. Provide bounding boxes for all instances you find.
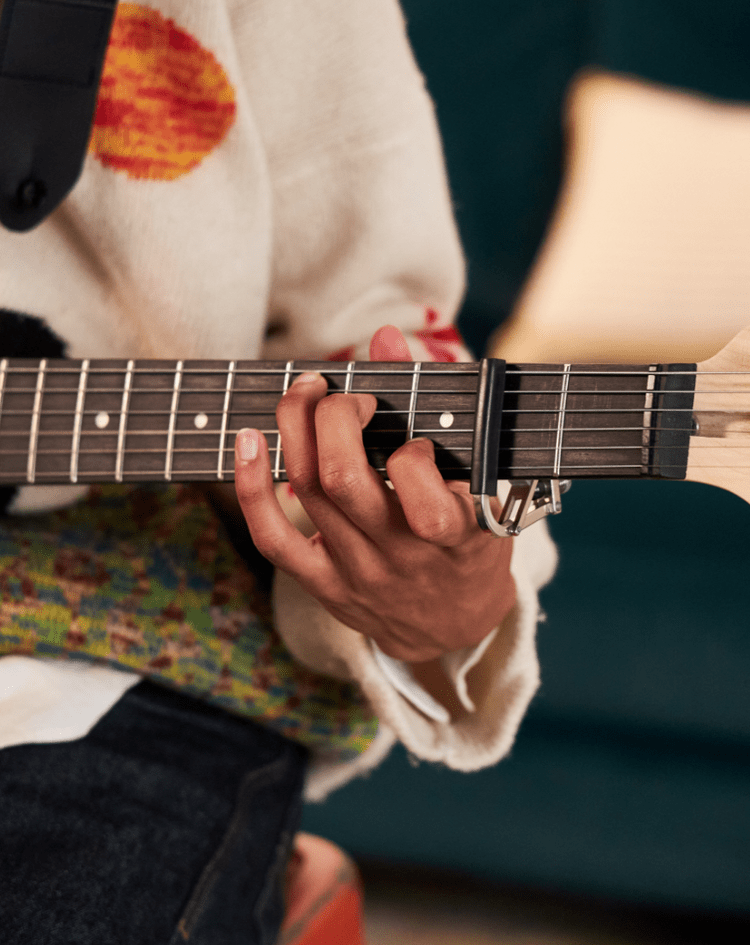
[475,479,571,537]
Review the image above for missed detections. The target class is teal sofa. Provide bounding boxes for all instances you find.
[302,1,750,914]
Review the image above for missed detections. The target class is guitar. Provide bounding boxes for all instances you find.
[0,327,748,534]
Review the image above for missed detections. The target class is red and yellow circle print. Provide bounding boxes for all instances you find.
[88,3,237,181]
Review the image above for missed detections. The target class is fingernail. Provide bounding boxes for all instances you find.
[236,428,259,462]
[291,372,321,387]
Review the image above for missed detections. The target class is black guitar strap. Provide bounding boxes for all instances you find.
[0,0,117,232]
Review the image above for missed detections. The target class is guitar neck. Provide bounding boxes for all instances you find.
[0,356,698,488]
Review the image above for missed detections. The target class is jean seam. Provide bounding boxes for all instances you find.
[171,751,291,943]
[250,793,302,945]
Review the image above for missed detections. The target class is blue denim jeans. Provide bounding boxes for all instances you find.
[0,680,308,945]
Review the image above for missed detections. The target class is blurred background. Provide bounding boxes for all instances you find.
[303,1,750,940]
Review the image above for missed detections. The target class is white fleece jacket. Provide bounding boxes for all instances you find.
[0,0,556,798]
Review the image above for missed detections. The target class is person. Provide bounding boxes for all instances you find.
[0,1,557,942]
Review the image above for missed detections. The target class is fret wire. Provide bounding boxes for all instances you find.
[553,364,571,477]
[344,361,355,393]
[217,361,236,481]
[0,359,7,432]
[70,359,90,484]
[27,359,47,484]
[406,363,421,441]
[115,361,135,483]
[274,361,293,481]
[641,366,658,474]
[164,360,183,482]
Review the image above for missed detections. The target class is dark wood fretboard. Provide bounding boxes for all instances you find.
[0,357,696,487]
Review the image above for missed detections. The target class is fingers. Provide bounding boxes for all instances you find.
[233,427,328,582]
[239,356,489,576]
[368,328,483,546]
[279,370,481,549]
[386,438,479,547]
[279,373,398,542]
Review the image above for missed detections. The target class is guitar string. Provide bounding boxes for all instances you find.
[0,414,745,438]
[5,362,750,376]
[2,377,750,471]
[1,463,744,483]
[2,392,750,404]
[1,382,750,397]
[0,400,742,430]
[0,432,743,463]
[8,364,750,380]
[0,407,741,433]
[0,390,748,414]
[0,452,741,468]
[0,426,741,474]
[0,364,705,377]
[0,415,707,436]
[1,362,746,478]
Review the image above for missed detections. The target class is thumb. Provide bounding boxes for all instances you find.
[369,325,413,362]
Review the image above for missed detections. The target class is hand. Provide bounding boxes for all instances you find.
[233,326,516,663]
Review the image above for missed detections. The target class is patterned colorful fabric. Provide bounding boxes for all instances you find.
[0,485,378,760]
[90,3,237,181]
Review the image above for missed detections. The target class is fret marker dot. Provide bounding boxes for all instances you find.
[194,412,209,430]
[439,412,454,429]
[95,412,110,429]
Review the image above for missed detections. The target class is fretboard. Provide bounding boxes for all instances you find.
[0,357,696,487]
[497,360,695,482]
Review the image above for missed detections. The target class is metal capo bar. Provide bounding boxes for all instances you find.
[470,357,571,537]
[474,479,571,537]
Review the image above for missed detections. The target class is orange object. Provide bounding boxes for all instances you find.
[90,3,236,181]
[278,833,365,945]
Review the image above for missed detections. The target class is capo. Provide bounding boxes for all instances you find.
[474,478,571,537]
[470,355,570,536]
